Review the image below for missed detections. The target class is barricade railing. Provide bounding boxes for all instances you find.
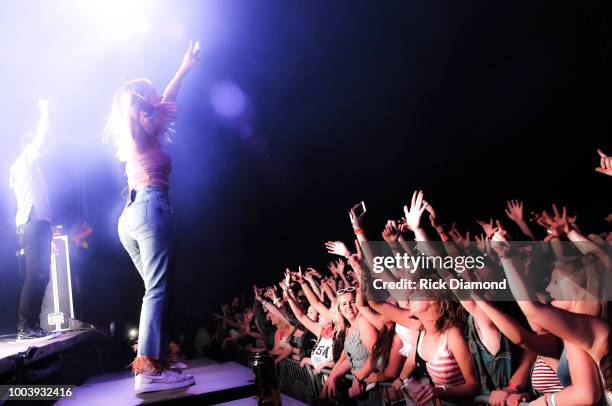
[277,358,395,405]
[214,350,529,405]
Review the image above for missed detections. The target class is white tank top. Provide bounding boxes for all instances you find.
[395,323,416,357]
[311,336,334,368]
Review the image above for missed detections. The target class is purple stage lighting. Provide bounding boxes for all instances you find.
[77,0,152,39]
[210,81,247,119]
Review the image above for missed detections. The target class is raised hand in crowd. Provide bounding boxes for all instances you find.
[327,260,339,276]
[283,269,292,287]
[490,222,513,259]
[252,285,262,302]
[302,268,324,300]
[535,204,571,241]
[426,202,451,241]
[474,233,488,254]
[263,287,275,300]
[325,240,351,258]
[334,259,346,275]
[504,200,524,223]
[382,220,401,243]
[398,216,411,234]
[476,218,496,238]
[538,204,610,265]
[326,277,338,294]
[330,259,351,288]
[347,255,364,282]
[505,199,536,240]
[349,205,364,233]
[305,267,322,279]
[595,148,612,176]
[449,223,470,251]
[425,201,437,228]
[403,190,428,235]
[349,203,376,264]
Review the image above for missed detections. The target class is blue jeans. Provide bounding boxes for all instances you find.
[118,185,176,358]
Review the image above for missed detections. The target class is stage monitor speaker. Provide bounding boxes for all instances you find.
[40,232,75,332]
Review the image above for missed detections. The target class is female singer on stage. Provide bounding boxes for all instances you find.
[103,41,200,394]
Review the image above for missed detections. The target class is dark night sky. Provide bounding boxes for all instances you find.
[0,1,611,332]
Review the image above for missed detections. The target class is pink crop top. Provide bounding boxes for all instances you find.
[125,148,172,189]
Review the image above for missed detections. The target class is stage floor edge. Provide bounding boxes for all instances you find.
[55,358,264,405]
[0,329,118,377]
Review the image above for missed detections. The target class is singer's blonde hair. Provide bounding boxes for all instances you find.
[102,79,173,161]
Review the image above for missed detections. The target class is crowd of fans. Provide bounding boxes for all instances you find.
[212,150,612,406]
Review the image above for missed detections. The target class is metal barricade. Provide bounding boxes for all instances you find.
[276,359,388,405]
[276,360,531,406]
[214,351,531,405]
[277,359,327,404]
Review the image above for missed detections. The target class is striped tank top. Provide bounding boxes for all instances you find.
[416,330,465,387]
[531,356,564,394]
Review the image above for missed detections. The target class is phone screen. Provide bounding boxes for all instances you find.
[353,201,366,217]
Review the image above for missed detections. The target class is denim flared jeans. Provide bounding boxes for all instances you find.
[118,185,176,358]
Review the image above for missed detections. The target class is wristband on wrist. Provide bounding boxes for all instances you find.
[354,228,364,235]
[506,382,521,392]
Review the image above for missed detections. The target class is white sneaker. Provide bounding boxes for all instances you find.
[170,361,188,370]
[134,369,195,394]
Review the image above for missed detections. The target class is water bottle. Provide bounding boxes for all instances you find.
[250,351,281,405]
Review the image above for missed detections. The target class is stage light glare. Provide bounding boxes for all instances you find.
[78,0,153,40]
[166,18,187,40]
[103,18,151,39]
[128,328,138,339]
[210,81,247,119]
[133,19,151,33]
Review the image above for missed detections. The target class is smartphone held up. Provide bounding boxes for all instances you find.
[352,201,367,218]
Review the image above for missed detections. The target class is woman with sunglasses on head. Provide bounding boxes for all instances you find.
[321,283,382,405]
[102,41,199,393]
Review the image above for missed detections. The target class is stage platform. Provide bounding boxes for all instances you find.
[0,331,305,405]
[56,358,306,405]
[0,329,122,386]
